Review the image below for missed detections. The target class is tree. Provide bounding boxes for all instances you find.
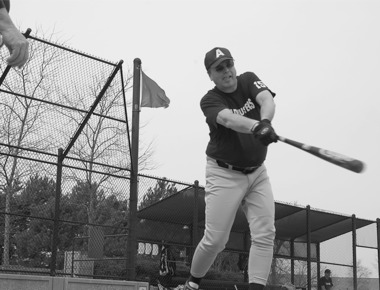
[61,180,129,276]
[267,240,318,288]
[0,31,66,266]
[347,259,373,290]
[56,67,157,232]
[10,174,56,267]
[139,178,178,210]
[9,175,129,271]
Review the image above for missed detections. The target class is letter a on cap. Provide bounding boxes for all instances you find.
[215,49,225,58]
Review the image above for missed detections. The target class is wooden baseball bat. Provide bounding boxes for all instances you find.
[277,135,365,173]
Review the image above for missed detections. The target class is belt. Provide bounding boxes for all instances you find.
[216,160,261,174]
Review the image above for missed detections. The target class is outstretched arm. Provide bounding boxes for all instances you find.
[0,0,29,68]
[216,89,276,135]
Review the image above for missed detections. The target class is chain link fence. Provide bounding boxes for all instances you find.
[0,29,130,278]
[0,30,378,290]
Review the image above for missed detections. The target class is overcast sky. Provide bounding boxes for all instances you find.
[13,0,379,276]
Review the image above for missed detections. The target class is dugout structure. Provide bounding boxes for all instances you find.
[0,29,378,290]
[137,184,380,290]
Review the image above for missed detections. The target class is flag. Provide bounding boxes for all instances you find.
[141,70,170,108]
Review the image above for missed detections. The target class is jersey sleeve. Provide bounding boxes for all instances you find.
[242,72,276,101]
[200,91,228,129]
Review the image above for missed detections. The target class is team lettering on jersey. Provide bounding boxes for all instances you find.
[231,98,256,116]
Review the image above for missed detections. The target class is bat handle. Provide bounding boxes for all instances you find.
[277,135,286,142]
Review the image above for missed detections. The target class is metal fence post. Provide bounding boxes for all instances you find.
[352,214,357,290]
[71,238,75,277]
[126,58,141,281]
[306,205,311,290]
[377,218,380,290]
[192,180,199,247]
[50,148,63,276]
[290,239,294,286]
[316,243,321,289]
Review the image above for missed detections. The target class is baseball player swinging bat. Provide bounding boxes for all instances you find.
[277,135,365,173]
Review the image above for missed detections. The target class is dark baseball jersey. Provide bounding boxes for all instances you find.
[200,72,275,168]
[318,276,333,290]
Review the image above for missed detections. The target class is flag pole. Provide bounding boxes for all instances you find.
[126,58,141,281]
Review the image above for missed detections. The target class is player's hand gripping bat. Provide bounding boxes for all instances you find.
[277,135,365,173]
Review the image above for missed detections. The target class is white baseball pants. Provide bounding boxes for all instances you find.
[190,157,275,285]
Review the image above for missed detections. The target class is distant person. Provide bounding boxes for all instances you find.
[0,0,29,68]
[158,244,176,290]
[318,269,334,290]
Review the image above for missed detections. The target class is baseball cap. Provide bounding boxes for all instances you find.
[325,269,331,273]
[204,47,234,71]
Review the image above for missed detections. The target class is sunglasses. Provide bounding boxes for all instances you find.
[214,60,234,72]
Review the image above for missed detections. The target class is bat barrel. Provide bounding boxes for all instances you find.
[277,136,365,174]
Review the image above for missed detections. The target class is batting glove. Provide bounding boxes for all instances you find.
[252,119,278,146]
